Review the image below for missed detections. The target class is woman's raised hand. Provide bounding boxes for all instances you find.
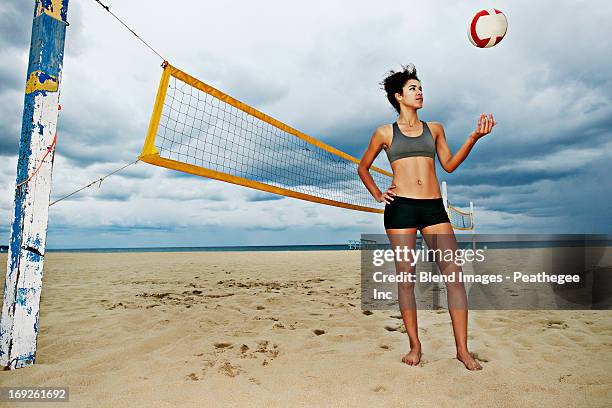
[472,113,496,141]
[378,184,396,204]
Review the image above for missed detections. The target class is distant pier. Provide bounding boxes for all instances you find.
[347,239,377,250]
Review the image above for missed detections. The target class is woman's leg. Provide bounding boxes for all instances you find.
[386,228,421,365]
[421,222,482,371]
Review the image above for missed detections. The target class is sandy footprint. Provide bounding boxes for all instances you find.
[362,310,373,316]
[470,351,490,363]
[558,372,611,386]
[546,320,569,329]
[372,385,386,393]
[214,342,234,350]
[384,325,406,333]
[218,360,242,377]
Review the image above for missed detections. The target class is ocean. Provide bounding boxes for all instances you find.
[36,238,611,253]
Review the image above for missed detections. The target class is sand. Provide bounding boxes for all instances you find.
[0,250,610,407]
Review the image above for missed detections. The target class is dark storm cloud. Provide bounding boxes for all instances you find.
[0,58,25,96]
[0,0,33,51]
[245,192,284,202]
[0,120,20,156]
[207,63,289,109]
[48,223,185,234]
[55,109,144,167]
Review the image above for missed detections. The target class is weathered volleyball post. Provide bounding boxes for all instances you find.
[441,181,448,211]
[470,201,476,252]
[0,0,69,370]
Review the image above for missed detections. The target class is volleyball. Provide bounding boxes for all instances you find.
[468,9,508,48]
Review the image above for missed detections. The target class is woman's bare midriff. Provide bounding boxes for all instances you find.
[390,157,442,198]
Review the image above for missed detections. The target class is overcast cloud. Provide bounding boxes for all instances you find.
[1,0,611,248]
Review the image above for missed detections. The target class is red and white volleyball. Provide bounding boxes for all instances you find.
[468,9,508,48]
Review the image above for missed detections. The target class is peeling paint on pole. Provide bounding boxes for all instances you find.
[0,0,69,370]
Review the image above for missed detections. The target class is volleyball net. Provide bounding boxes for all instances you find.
[447,203,474,230]
[139,63,391,214]
[441,181,476,231]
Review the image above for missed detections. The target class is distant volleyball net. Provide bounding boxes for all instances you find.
[441,181,475,231]
[447,204,474,230]
[139,63,476,229]
[139,62,391,213]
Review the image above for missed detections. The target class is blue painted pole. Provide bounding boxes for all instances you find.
[0,0,69,370]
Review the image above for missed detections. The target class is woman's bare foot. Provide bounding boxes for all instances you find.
[402,345,422,366]
[456,351,482,371]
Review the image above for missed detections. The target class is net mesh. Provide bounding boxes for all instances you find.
[150,74,390,211]
[447,203,474,230]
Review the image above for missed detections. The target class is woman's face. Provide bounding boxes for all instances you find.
[396,79,423,110]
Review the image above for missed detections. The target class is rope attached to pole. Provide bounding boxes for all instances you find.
[92,0,166,61]
[49,159,141,207]
[16,133,58,189]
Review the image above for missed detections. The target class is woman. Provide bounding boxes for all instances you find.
[357,64,495,371]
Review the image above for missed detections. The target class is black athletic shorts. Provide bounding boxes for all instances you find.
[384,196,450,230]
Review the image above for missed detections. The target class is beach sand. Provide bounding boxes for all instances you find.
[0,250,610,407]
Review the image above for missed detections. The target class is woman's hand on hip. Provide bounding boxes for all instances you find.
[377,184,396,204]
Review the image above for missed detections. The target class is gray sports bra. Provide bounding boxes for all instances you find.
[385,120,435,163]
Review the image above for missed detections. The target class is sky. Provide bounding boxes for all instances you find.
[0,0,611,248]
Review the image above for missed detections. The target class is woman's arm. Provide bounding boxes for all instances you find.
[358,127,396,204]
[434,113,495,173]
